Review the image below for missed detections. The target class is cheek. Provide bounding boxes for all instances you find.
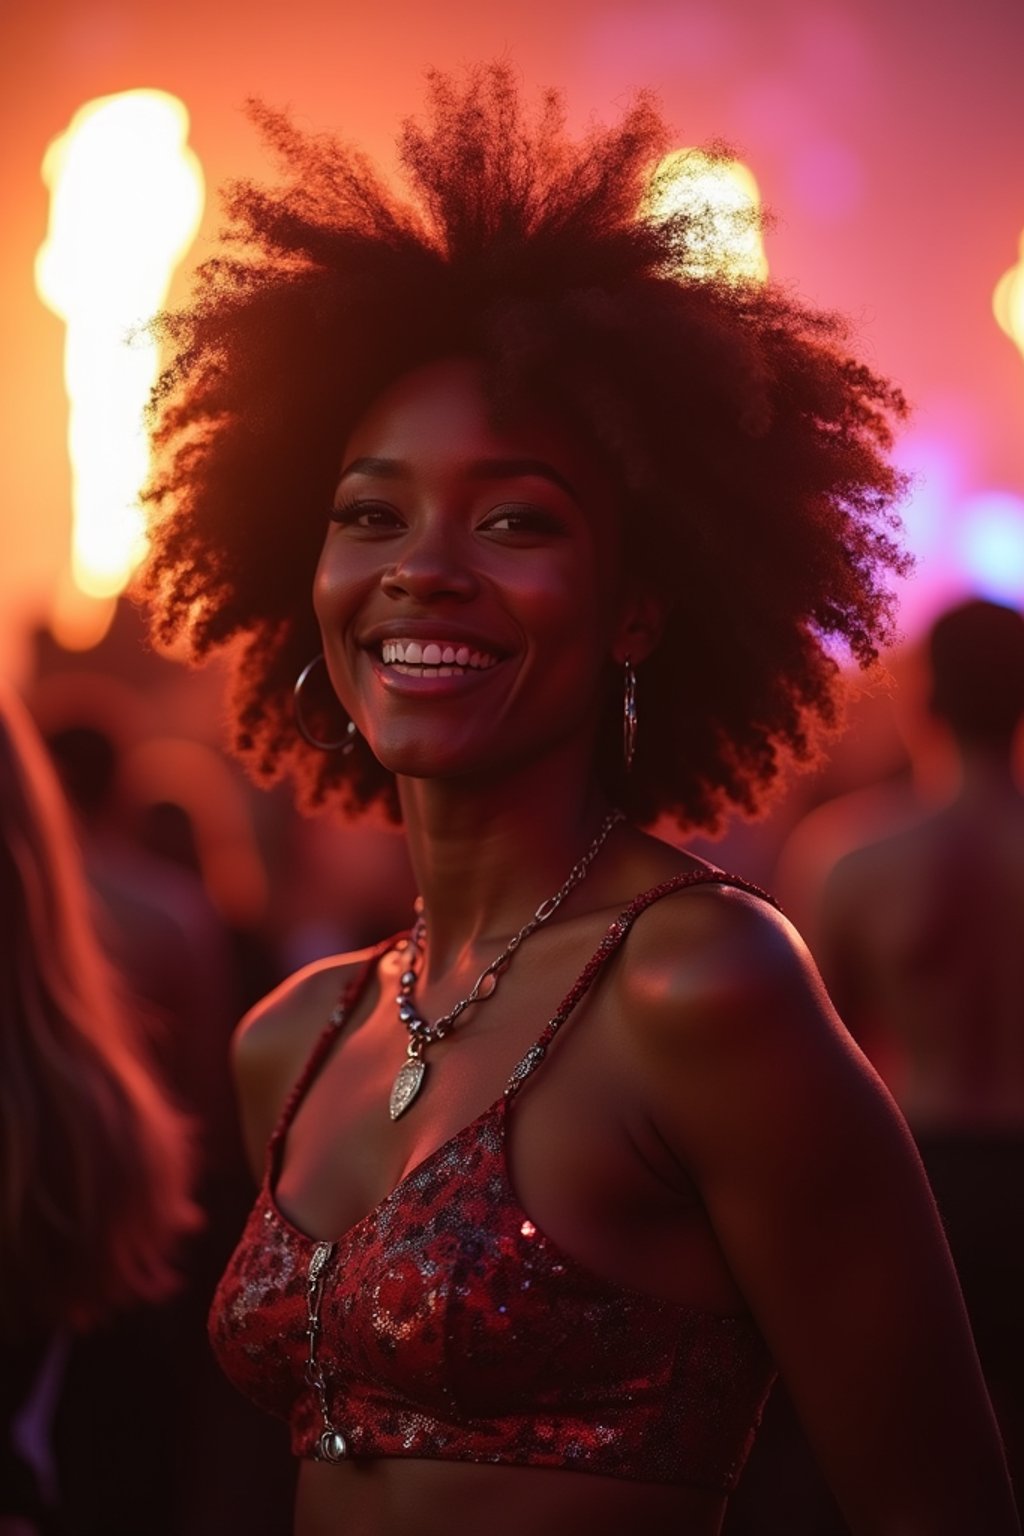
[508,561,618,702]
[311,542,335,628]
[522,548,618,648]
[312,535,370,632]
[508,583,584,660]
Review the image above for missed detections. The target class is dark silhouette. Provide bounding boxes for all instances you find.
[817,598,1024,1491]
[0,685,196,1535]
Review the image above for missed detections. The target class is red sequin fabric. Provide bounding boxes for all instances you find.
[209,872,779,1490]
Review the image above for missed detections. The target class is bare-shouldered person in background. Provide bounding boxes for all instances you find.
[818,597,1024,1491]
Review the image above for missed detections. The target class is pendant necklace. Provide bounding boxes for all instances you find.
[388,809,624,1120]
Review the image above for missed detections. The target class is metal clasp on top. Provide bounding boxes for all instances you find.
[305,1241,349,1461]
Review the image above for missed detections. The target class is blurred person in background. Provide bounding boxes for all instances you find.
[816,596,1024,1491]
[269,814,416,973]
[0,683,197,1536]
[44,720,239,1072]
[138,66,1018,1536]
[40,720,295,1533]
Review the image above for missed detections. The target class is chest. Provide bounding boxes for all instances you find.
[274,956,641,1241]
[272,950,744,1314]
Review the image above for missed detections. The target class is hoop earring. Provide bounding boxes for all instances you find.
[622,657,638,772]
[293,653,358,754]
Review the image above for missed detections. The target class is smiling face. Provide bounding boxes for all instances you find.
[314,356,655,791]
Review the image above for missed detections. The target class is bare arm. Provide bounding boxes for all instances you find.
[629,889,1019,1535]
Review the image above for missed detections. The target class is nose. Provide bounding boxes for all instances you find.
[379,520,478,603]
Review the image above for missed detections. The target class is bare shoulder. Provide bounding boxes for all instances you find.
[823,813,934,905]
[232,945,382,1178]
[617,876,836,1050]
[234,947,378,1070]
[609,877,893,1175]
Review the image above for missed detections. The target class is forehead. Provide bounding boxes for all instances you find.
[341,355,613,512]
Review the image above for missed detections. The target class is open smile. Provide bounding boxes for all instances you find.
[379,637,502,678]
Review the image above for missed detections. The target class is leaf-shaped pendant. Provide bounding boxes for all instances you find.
[389,1056,426,1120]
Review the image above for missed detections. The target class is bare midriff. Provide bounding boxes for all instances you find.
[294,1458,726,1536]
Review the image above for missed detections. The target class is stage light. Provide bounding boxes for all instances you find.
[646,148,768,283]
[994,231,1024,362]
[957,490,1024,604]
[36,90,204,647]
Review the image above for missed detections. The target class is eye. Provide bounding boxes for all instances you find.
[329,499,404,532]
[480,504,567,537]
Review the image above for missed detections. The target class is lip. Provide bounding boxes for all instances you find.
[360,620,512,657]
[354,618,515,699]
[367,651,508,696]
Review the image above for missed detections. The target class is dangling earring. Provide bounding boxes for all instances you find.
[622,657,638,772]
[293,653,358,754]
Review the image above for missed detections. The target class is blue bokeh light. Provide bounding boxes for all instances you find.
[957,491,1024,605]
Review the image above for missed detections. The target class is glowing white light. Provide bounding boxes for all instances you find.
[647,148,768,283]
[994,232,1024,362]
[957,491,1024,604]
[35,90,204,640]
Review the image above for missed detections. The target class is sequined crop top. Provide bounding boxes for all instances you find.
[209,872,779,1491]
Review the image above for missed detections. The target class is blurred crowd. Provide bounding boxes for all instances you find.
[2,593,1022,1535]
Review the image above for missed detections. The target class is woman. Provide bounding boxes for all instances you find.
[0,684,198,1535]
[141,67,1019,1536]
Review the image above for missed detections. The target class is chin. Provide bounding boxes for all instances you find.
[364,734,483,782]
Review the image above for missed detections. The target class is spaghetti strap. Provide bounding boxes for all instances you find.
[266,936,399,1161]
[505,868,780,1099]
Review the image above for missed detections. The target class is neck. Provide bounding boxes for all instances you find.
[953,744,1020,803]
[396,755,616,980]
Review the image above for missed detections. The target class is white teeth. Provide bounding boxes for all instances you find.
[380,639,499,670]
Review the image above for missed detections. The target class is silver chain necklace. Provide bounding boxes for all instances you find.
[388,809,624,1120]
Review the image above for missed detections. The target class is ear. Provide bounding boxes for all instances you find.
[611,588,667,667]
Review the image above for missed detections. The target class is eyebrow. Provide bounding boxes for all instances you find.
[337,455,581,503]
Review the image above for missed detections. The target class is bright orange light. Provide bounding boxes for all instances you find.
[35,90,204,642]
[647,149,768,284]
[994,231,1024,362]
[49,575,118,653]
